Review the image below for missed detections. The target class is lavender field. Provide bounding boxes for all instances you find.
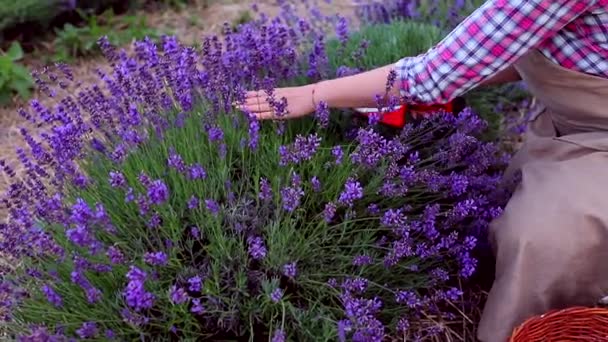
[0,1,532,341]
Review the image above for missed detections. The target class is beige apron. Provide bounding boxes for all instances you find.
[477,50,608,342]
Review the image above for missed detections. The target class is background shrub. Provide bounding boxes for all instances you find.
[325,20,441,72]
[0,0,123,35]
[354,0,487,29]
[51,9,162,62]
[0,42,33,105]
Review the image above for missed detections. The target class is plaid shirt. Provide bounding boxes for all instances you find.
[395,0,608,104]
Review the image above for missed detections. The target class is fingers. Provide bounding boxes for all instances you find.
[236,90,288,120]
[255,111,284,120]
[241,97,273,113]
[234,99,284,120]
[244,90,264,99]
[239,90,270,111]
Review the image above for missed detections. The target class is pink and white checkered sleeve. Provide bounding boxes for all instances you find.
[395,0,596,104]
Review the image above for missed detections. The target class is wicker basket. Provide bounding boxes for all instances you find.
[509,306,608,341]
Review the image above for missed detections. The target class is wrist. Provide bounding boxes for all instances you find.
[311,81,329,109]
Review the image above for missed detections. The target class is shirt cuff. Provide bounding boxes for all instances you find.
[394,56,418,104]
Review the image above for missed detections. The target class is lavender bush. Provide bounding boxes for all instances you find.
[1,2,512,341]
[353,0,485,28]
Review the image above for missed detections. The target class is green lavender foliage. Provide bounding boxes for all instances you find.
[0,42,33,104]
[0,0,122,32]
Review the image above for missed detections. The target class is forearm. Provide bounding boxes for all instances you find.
[312,63,521,109]
[313,64,400,109]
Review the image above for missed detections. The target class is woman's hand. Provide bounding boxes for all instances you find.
[237,63,405,120]
[238,84,317,120]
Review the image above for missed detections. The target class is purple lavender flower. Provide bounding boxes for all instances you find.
[331,145,344,164]
[247,236,267,260]
[337,319,353,342]
[338,178,364,207]
[352,255,373,267]
[125,187,135,203]
[71,271,102,304]
[65,223,95,250]
[143,251,168,266]
[76,322,98,339]
[350,128,389,167]
[205,199,220,215]
[270,288,283,303]
[280,183,305,212]
[335,15,349,46]
[396,317,410,333]
[367,203,380,215]
[464,236,477,250]
[105,329,115,339]
[279,133,322,166]
[451,199,478,219]
[138,172,152,187]
[107,246,125,264]
[259,177,273,201]
[120,308,149,327]
[147,212,162,229]
[278,147,290,165]
[339,293,385,341]
[187,195,199,209]
[443,287,463,301]
[323,202,337,222]
[169,285,189,304]
[188,164,206,180]
[341,277,368,294]
[336,66,360,77]
[109,171,126,188]
[431,268,450,282]
[272,329,286,342]
[381,208,407,231]
[247,114,261,150]
[110,144,127,163]
[458,251,477,278]
[91,138,106,153]
[191,298,205,314]
[123,266,155,311]
[207,126,224,142]
[190,226,200,238]
[307,35,328,79]
[69,198,93,225]
[310,176,322,192]
[395,290,423,309]
[290,172,302,187]
[314,101,330,128]
[147,179,169,205]
[283,262,297,278]
[17,326,65,341]
[449,174,469,195]
[41,284,62,307]
[188,276,203,292]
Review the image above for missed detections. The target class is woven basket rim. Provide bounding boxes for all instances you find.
[510,306,608,341]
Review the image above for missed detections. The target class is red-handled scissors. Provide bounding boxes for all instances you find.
[354,97,466,128]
